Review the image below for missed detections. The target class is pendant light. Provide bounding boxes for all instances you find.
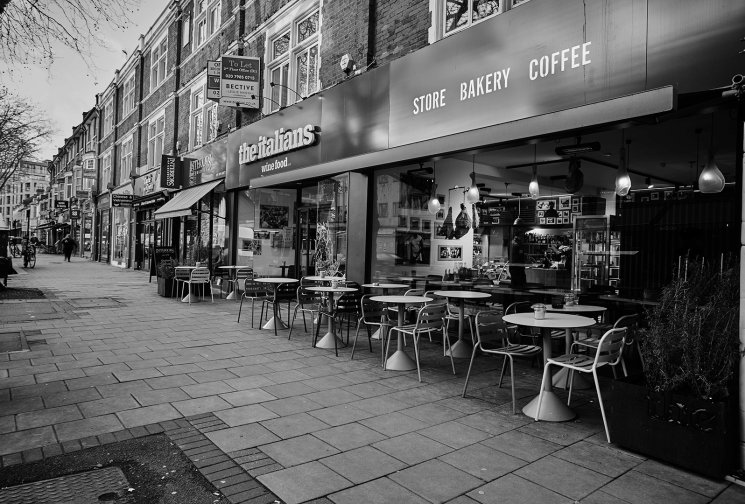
[465,155,480,204]
[528,144,539,199]
[427,160,441,215]
[615,131,631,196]
[698,114,726,193]
[513,196,523,226]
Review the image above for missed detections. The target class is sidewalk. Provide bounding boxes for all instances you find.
[1,253,743,503]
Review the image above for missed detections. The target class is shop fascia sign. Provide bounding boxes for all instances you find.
[237,124,317,172]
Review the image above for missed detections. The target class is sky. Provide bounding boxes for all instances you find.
[1,0,170,162]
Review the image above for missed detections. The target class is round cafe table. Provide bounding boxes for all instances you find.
[218,265,248,300]
[306,286,358,349]
[361,284,409,340]
[304,275,341,283]
[503,312,596,422]
[371,295,431,371]
[432,290,491,358]
[255,278,299,330]
[545,304,607,389]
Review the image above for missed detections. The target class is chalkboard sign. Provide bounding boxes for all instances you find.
[149,245,177,282]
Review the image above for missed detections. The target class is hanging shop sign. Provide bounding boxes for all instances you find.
[207,60,222,101]
[70,208,80,219]
[55,200,69,210]
[160,155,183,189]
[184,137,228,186]
[111,194,133,207]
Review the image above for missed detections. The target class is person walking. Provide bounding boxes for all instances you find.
[61,234,77,262]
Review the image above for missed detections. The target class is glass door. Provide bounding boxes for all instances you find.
[296,206,317,277]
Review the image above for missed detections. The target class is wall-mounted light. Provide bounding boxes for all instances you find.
[646,176,653,189]
[528,145,539,199]
[698,114,725,193]
[614,131,632,196]
[465,155,480,204]
[427,160,441,215]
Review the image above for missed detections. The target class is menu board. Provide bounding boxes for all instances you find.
[149,245,178,281]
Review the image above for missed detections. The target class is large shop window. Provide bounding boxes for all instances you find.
[147,114,165,169]
[112,206,129,267]
[265,4,320,113]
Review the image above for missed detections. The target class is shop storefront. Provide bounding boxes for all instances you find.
[153,138,228,269]
[110,191,133,268]
[95,196,110,263]
[132,170,169,272]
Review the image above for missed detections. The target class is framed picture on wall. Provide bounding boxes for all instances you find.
[259,204,289,229]
[378,203,388,217]
[571,204,579,213]
[539,217,546,224]
[537,211,545,217]
[398,215,407,227]
[395,231,430,265]
[410,217,420,230]
[651,192,660,201]
[536,199,557,211]
[422,220,431,232]
[558,196,571,210]
[546,217,556,225]
[438,245,462,261]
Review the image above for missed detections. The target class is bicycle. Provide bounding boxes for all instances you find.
[9,241,22,258]
[22,245,36,269]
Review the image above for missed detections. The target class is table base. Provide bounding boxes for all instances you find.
[551,368,592,390]
[262,316,288,330]
[522,391,576,421]
[181,294,200,303]
[226,291,238,300]
[445,338,472,359]
[384,349,417,371]
[315,331,345,349]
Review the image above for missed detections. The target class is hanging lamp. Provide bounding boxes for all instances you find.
[698,114,726,193]
[528,144,539,199]
[615,131,631,196]
[513,195,523,226]
[465,155,480,204]
[427,160,441,215]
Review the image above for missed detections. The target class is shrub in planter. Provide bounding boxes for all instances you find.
[608,256,742,478]
[156,260,177,297]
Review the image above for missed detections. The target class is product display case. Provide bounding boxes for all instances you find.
[572,215,617,292]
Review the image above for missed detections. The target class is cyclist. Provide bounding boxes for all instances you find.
[21,235,30,268]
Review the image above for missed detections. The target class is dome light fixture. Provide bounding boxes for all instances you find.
[698,114,725,194]
[465,155,480,204]
[615,131,632,197]
[528,145,539,199]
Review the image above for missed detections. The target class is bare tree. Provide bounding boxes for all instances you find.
[0,0,140,71]
[0,89,51,194]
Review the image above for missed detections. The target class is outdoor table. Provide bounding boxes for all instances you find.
[545,304,608,389]
[361,283,409,339]
[503,312,596,421]
[270,262,293,277]
[175,266,198,303]
[218,265,248,300]
[371,295,431,371]
[306,286,358,349]
[432,290,491,358]
[255,277,299,330]
[304,275,342,283]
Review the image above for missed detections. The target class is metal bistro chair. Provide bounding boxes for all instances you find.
[237,276,269,328]
[265,282,296,335]
[536,327,627,443]
[386,302,454,382]
[351,294,394,364]
[173,267,191,299]
[229,268,254,300]
[462,311,541,413]
[332,289,362,345]
[572,314,639,377]
[182,267,213,304]
[288,285,321,342]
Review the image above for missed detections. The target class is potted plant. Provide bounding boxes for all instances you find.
[156,259,177,297]
[607,256,742,478]
[313,222,339,276]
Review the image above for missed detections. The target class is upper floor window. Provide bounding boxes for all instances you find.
[103,98,114,136]
[122,72,136,116]
[101,153,111,189]
[443,0,502,36]
[151,36,168,91]
[189,83,218,150]
[195,0,221,48]
[147,114,165,168]
[85,118,97,152]
[120,137,133,184]
[266,6,320,114]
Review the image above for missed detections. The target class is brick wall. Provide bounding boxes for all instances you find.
[319,0,371,89]
[374,0,430,66]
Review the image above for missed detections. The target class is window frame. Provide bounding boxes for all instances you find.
[188,81,219,150]
[103,98,114,136]
[147,113,166,169]
[264,3,320,114]
[433,0,530,41]
[150,35,168,92]
[194,0,221,49]
[120,136,133,184]
[122,71,136,116]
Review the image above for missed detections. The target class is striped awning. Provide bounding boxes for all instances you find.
[153,180,223,220]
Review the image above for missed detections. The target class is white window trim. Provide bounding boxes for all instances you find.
[101,151,112,190]
[429,0,529,43]
[147,113,166,169]
[103,97,114,136]
[120,136,134,184]
[122,71,136,117]
[187,78,220,151]
[150,34,169,92]
[262,0,321,115]
[194,0,221,49]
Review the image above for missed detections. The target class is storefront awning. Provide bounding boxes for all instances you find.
[153,180,223,220]
[36,222,56,230]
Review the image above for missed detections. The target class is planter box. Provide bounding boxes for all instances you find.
[608,375,737,479]
[157,277,176,297]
